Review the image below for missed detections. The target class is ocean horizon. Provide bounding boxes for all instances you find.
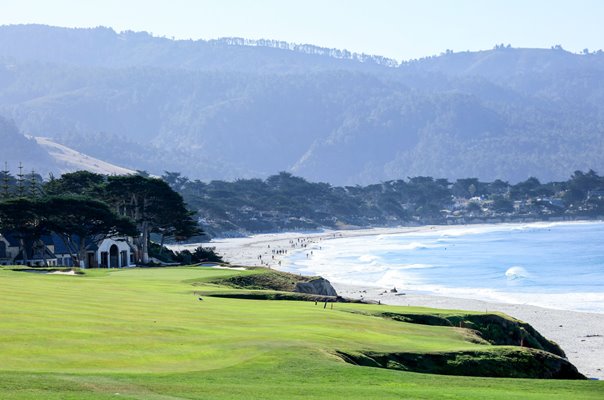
[283,221,604,313]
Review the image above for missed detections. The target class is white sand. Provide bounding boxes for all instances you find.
[33,136,136,176]
[185,226,604,379]
[49,270,77,275]
[178,227,430,269]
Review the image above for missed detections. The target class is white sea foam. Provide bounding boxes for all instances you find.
[505,266,530,280]
[285,221,604,313]
[399,241,440,250]
[398,263,436,269]
[358,254,380,262]
[410,285,604,313]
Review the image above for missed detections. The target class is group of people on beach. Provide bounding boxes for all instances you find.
[255,235,324,268]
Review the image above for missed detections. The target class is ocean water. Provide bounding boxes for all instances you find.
[283,221,604,313]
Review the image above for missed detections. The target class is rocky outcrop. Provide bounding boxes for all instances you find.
[294,278,337,297]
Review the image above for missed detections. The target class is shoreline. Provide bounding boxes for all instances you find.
[199,220,602,269]
[182,222,604,379]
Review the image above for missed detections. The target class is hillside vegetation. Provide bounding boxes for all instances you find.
[0,266,601,399]
[167,170,604,236]
[1,25,604,184]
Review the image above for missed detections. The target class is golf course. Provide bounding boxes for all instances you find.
[0,266,602,399]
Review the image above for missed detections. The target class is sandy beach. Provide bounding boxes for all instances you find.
[177,226,604,379]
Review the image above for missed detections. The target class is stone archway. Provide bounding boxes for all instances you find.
[109,244,119,268]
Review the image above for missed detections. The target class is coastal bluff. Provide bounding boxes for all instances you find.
[293,277,338,297]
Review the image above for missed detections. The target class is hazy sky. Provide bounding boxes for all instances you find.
[0,0,602,60]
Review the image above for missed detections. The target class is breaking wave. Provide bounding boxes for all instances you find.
[505,266,530,280]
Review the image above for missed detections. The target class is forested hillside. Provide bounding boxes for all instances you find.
[165,170,604,237]
[1,25,603,184]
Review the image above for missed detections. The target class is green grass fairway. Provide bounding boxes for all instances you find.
[0,267,601,399]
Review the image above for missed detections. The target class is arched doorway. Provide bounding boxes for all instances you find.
[109,244,119,268]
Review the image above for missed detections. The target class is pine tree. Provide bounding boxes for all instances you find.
[1,162,11,199]
[29,170,38,199]
[16,162,25,198]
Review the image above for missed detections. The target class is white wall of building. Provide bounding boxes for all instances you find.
[96,238,132,268]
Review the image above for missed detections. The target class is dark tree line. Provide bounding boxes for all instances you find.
[0,170,201,266]
[165,170,604,237]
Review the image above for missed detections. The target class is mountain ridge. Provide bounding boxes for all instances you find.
[0,24,602,184]
[0,24,397,72]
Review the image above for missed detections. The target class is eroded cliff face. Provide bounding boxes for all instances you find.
[337,348,585,379]
[294,278,338,297]
[376,312,566,357]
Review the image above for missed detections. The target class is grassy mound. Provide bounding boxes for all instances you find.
[207,267,315,291]
[202,268,343,302]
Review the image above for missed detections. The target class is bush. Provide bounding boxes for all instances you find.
[149,242,223,265]
[171,246,223,264]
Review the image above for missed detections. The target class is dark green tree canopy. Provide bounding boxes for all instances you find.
[0,195,138,265]
[105,175,201,263]
[44,195,138,240]
[0,198,48,240]
[44,171,106,197]
[105,175,199,235]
